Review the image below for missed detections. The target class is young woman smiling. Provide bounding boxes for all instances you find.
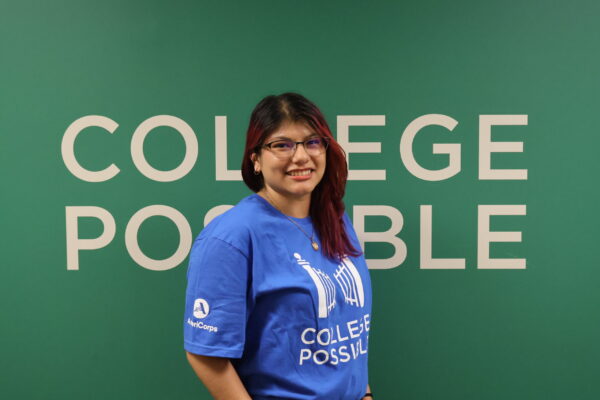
[184,93,374,400]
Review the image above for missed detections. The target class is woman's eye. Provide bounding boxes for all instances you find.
[306,138,322,147]
[272,141,294,150]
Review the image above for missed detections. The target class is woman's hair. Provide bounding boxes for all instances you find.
[241,92,361,261]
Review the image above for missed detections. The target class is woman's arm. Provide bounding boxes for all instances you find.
[185,351,252,400]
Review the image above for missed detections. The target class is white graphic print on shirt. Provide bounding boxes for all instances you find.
[334,258,365,308]
[294,252,365,318]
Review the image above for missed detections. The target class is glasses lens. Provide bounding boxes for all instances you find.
[266,137,328,158]
[305,137,327,155]
[269,139,295,156]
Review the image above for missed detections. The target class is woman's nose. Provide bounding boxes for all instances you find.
[291,142,310,162]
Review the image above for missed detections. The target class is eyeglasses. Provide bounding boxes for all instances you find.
[261,136,329,159]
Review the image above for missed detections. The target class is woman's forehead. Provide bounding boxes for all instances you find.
[266,122,317,141]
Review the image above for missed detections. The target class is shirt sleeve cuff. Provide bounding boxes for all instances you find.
[184,341,244,359]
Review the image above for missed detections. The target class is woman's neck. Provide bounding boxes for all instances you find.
[258,188,311,219]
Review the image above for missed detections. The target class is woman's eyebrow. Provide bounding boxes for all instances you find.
[269,133,319,141]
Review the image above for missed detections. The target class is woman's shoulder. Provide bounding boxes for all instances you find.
[342,211,363,252]
[213,193,269,223]
[342,211,356,235]
[196,194,267,252]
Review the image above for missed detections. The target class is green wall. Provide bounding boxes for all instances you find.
[2,1,599,399]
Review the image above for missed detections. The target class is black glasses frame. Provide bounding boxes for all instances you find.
[259,136,330,154]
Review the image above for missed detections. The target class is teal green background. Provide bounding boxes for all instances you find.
[1,0,599,399]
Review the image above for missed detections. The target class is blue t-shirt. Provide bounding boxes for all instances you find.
[183,194,372,400]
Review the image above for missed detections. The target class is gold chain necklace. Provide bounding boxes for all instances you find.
[262,191,319,251]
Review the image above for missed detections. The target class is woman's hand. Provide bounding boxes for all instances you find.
[362,383,372,399]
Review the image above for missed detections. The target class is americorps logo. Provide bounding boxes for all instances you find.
[188,298,218,333]
[193,298,210,319]
[186,318,218,333]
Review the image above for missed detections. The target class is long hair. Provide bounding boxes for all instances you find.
[241,92,361,261]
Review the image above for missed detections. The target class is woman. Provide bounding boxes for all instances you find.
[184,92,373,400]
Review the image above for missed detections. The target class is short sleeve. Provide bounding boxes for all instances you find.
[183,236,250,358]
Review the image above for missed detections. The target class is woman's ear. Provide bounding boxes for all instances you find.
[251,153,260,173]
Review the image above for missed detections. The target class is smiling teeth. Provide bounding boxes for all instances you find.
[288,169,311,176]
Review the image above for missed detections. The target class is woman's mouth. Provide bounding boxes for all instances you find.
[286,169,314,181]
[286,169,313,177]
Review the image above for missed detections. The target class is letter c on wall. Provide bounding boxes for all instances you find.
[62,115,120,182]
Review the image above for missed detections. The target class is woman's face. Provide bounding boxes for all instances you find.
[252,121,326,203]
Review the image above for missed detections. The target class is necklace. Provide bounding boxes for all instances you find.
[261,191,319,251]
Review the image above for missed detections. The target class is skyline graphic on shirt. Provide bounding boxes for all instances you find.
[294,252,365,318]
